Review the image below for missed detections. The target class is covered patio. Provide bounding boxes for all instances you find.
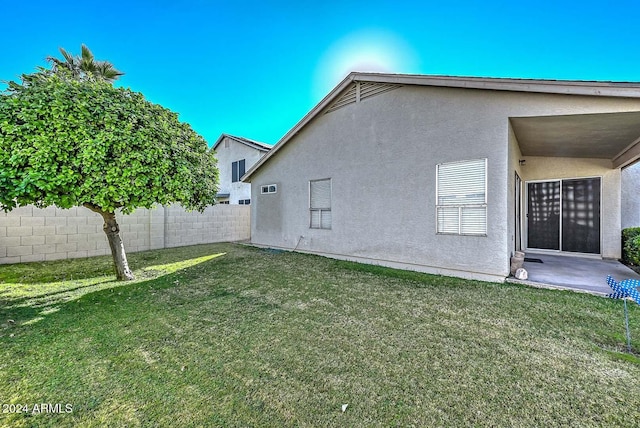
[510,107,640,268]
[511,110,640,169]
[507,253,640,296]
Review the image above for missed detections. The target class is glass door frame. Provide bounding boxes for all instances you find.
[524,176,602,255]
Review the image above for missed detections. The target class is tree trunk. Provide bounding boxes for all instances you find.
[83,204,134,281]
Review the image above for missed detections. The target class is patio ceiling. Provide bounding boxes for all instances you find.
[510,111,640,168]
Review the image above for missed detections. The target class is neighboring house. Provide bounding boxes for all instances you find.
[242,72,640,282]
[213,134,271,205]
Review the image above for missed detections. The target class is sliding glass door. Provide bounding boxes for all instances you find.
[527,177,601,254]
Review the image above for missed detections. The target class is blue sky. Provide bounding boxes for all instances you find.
[2,0,639,146]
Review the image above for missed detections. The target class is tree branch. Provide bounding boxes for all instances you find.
[82,202,104,214]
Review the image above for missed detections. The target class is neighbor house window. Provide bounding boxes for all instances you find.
[436,158,487,235]
[239,199,250,205]
[310,178,331,229]
[232,159,246,183]
[261,184,277,194]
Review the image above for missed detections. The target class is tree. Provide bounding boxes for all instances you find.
[47,44,124,82]
[0,73,218,280]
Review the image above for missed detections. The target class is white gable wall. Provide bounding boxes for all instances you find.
[215,137,267,204]
[251,85,640,281]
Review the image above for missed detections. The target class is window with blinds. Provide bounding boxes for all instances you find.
[309,178,332,229]
[436,158,487,235]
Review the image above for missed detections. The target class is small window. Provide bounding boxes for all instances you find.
[310,178,331,229]
[219,200,230,205]
[224,139,229,148]
[436,159,487,235]
[239,199,250,205]
[261,184,278,194]
[232,159,246,183]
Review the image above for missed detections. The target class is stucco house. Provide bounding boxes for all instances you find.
[213,134,271,205]
[622,161,640,229]
[242,72,640,282]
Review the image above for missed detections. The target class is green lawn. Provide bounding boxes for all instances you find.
[1,243,640,427]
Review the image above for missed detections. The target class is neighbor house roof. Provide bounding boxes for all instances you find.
[242,72,640,181]
[212,133,272,152]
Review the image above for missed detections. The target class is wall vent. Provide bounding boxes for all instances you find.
[326,83,358,113]
[359,82,400,100]
[325,82,401,114]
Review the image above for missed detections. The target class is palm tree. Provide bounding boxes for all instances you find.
[47,44,124,82]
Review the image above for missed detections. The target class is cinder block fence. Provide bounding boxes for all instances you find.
[0,204,250,264]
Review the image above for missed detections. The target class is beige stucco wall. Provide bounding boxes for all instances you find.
[507,124,524,256]
[0,204,250,264]
[622,162,640,229]
[250,84,640,281]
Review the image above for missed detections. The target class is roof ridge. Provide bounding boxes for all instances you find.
[213,133,273,151]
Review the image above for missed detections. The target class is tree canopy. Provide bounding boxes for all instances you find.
[0,73,217,214]
[0,64,218,280]
[47,44,124,82]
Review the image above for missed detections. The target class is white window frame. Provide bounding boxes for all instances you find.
[261,184,278,194]
[436,158,487,236]
[309,178,332,230]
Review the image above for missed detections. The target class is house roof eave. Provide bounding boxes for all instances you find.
[242,72,640,182]
[242,73,358,182]
[212,133,272,152]
[353,72,640,98]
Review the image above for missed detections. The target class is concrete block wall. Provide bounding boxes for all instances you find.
[0,204,250,264]
[164,205,250,248]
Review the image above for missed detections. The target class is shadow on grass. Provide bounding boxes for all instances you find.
[0,244,231,285]
[1,278,115,305]
[0,249,228,329]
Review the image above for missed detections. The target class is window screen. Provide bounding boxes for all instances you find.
[310,178,331,229]
[436,159,487,235]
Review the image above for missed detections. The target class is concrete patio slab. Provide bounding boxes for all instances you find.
[506,253,640,296]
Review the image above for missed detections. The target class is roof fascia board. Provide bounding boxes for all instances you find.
[213,133,271,152]
[242,73,357,182]
[212,134,228,151]
[613,135,640,168]
[352,73,640,98]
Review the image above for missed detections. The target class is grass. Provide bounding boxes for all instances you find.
[1,243,640,427]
